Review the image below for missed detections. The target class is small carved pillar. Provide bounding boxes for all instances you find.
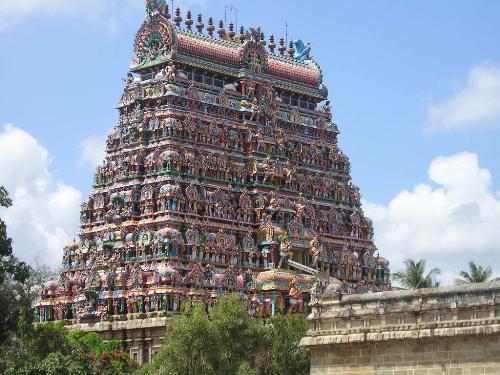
[270,292,278,316]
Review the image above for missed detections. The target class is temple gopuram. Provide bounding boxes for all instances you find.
[36,1,390,359]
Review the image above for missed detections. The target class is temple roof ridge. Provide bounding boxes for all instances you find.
[135,2,323,89]
[173,24,320,69]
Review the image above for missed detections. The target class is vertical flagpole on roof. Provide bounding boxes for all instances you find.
[285,21,288,47]
[235,7,238,32]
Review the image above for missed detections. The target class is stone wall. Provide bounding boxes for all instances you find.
[301,282,500,375]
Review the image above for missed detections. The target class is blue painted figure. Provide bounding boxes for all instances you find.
[292,39,312,62]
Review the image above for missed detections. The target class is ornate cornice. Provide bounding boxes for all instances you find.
[301,281,500,347]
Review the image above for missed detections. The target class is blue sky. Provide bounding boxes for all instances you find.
[1,0,500,284]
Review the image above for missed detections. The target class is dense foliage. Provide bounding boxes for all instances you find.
[1,320,135,374]
[137,294,310,375]
[262,313,310,375]
[0,186,31,344]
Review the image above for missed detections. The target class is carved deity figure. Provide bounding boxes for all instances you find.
[287,279,300,313]
[309,237,319,267]
[249,97,260,123]
[277,232,291,269]
[165,64,176,82]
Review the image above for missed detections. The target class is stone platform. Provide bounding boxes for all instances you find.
[301,282,500,375]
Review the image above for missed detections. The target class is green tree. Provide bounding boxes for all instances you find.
[392,259,441,289]
[210,294,266,374]
[262,313,310,375]
[149,294,265,375]
[455,261,498,284]
[0,186,31,344]
[142,294,310,375]
[150,302,218,375]
[0,186,30,284]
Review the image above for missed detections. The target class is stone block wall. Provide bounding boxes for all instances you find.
[310,335,500,375]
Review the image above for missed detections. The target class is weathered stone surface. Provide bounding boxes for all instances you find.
[301,282,500,375]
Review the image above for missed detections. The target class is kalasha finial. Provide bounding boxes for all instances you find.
[260,32,266,46]
[174,7,182,26]
[207,17,215,36]
[185,10,193,30]
[196,14,204,33]
[218,20,225,38]
[268,35,276,53]
[228,23,235,39]
[278,38,286,56]
[165,4,170,19]
[239,26,246,43]
[288,40,295,58]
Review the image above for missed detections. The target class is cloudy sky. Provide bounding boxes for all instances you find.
[1,0,499,284]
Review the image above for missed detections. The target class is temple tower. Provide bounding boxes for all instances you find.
[36,2,390,361]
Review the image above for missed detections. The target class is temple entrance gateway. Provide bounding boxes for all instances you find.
[36,1,390,365]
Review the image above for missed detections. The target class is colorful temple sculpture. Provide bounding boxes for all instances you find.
[36,0,390,324]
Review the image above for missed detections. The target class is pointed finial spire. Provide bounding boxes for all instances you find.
[207,17,215,36]
[260,32,266,46]
[268,35,276,53]
[196,14,204,33]
[174,7,182,26]
[165,4,170,19]
[228,23,235,39]
[185,10,193,30]
[288,40,295,58]
[239,26,245,43]
[217,20,225,38]
[278,37,286,56]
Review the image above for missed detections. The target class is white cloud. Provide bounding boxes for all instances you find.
[0,124,81,267]
[79,135,106,169]
[365,152,500,285]
[425,63,500,132]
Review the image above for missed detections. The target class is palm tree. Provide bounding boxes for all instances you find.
[455,261,497,284]
[392,259,441,289]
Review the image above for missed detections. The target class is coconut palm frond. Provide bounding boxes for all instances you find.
[392,258,441,289]
[457,261,494,284]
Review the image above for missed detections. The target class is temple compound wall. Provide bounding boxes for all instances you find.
[301,282,500,375]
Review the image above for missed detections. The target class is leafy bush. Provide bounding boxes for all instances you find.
[2,321,135,375]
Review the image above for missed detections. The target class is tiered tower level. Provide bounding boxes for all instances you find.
[36,1,390,323]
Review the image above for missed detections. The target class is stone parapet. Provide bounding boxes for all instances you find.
[301,282,500,375]
[302,282,500,346]
[65,315,169,334]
